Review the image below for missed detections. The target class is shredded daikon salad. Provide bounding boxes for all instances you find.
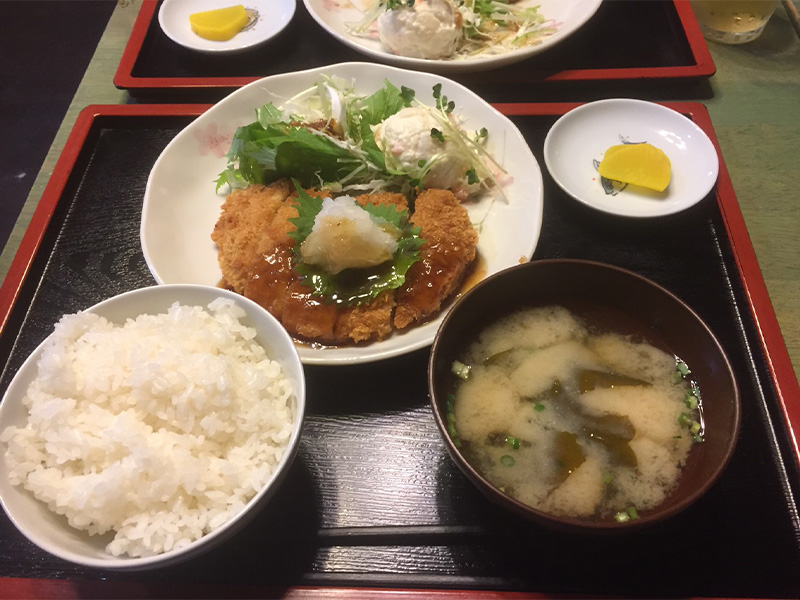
[349,0,558,60]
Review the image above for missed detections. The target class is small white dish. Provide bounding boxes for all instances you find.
[303,0,602,73]
[543,99,720,218]
[158,0,295,54]
[0,284,305,570]
[141,62,544,366]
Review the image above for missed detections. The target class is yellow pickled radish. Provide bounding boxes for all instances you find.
[597,143,671,192]
[189,5,249,41]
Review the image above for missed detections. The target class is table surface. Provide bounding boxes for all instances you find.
[0,3,797,594]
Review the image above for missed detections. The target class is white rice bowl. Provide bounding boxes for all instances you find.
[0,285,305,570]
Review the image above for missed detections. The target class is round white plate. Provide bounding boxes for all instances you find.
[543,99,720,218]
[158,0,296,54]
[141,62,544,366]
[303,0,602,73]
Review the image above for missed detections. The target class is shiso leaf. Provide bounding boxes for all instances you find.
[288,181,424,306]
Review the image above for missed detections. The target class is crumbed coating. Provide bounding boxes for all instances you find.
[212,181,477,345]
[335,291,396,343]
[394,188,478,329]
[211,180,294,293]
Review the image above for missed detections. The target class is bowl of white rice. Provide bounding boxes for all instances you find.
[0,284,305,570]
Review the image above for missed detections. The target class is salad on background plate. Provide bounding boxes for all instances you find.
[303,0,603,73]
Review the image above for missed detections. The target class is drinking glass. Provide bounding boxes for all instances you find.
[690,0,778,44]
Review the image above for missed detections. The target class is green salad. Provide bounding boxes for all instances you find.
[215,76,499,197]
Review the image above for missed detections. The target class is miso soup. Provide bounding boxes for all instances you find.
[449,305,703,522]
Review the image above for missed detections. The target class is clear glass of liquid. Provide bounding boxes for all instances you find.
[690,0,778,44]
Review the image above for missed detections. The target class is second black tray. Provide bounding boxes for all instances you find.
[115,0,715,102]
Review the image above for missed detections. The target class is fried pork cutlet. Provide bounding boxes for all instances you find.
[212,180,410,344]
[211,180,294,294]
[394,188,479,330]
[212,181,477,344]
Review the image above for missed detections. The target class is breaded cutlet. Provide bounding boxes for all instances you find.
[211,180,294,293]
[213,181,411,344]
[394,188,478,329]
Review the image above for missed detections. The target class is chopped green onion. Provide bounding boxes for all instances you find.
[451,360,471,380]
[603,472,613,484]
[690,420,701,435]
[448,422,458,438]
[505,435,520,450]
[534,402,545,412]
[500,454,515,467]
[677,412,689,426]
[676,360,691,376]
[684,394,699,410]
[693,434,704,443]
[614,506,639,523]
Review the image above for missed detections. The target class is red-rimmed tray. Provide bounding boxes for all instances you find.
[0,103,798,599]
[114,0,715,102]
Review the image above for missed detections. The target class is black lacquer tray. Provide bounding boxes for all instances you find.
[115,0,715,102]
[0,104,798,599]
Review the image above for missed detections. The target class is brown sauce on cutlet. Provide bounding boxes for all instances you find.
[214,181,482,346]
[457,252,487,297]
[242,246,294,317]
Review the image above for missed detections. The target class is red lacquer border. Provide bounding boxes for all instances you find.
[0,577,760,600]
[113,0,715,92]
[0,103,796,600]
[0,104,207,337]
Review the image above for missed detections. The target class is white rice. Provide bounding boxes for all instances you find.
[1,298,295,558]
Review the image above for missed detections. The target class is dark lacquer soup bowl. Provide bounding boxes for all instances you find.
[428,259,740,531]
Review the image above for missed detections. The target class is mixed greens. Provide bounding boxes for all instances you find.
[352,0,557,59]
[216,76,499,197]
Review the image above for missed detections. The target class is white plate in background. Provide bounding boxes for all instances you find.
[303,0,602,73]
[544,99,720,218]
[159,0,296,54]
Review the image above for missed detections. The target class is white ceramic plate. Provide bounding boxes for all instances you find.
[158,0,296,54]
[543,99,720,218]
[303,0,602,73]
[141,62,543,365]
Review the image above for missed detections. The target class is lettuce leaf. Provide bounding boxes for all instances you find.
[288,182,424,306]
[216,118,362,191]
[346,81,415,170]
[216,81,415,193]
